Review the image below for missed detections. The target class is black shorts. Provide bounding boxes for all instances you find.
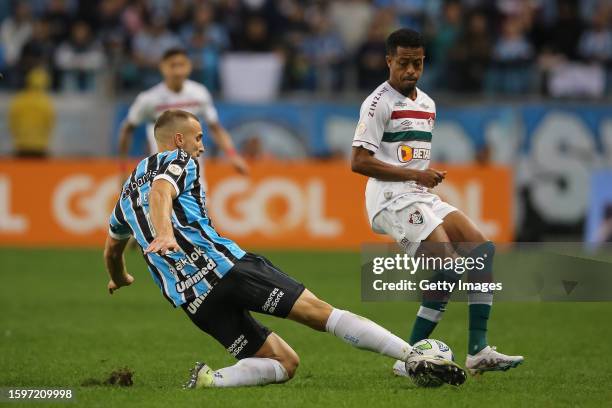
[181,253,305,359]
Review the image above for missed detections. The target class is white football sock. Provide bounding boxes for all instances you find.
[211,357,289,387]
[325,308,412,361]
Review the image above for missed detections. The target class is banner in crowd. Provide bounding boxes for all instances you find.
[0,160,512,248]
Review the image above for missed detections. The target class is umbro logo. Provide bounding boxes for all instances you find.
[400,120,413,129]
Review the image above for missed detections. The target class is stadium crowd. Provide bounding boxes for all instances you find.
[0,0,610,96]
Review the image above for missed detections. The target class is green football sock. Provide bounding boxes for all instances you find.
[466,241,496,355]
[468,303,490,355]
[409,300,447,344]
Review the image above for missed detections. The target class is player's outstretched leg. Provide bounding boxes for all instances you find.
[185,333,299,388]
[288,289,466,386]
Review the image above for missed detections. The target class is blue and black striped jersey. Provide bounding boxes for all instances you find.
[108,149,245,307]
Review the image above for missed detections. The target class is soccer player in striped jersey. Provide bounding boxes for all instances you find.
[351,28,523,376]
[103,109,467,388]
[118,47,248,185]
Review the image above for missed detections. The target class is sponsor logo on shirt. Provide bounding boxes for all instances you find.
[397,145,430,162]
[174,247,218,293]
[122,169,157,199]
[400,120,413,129]
[186,291,210,314]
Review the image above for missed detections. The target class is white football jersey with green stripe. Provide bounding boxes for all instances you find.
[352,81,436,225]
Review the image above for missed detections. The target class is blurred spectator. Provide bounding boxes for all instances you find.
[374,0,428,30]
[9,68,55,158]
[0,0,609,96]
[578,6,612,63]
[121,0,150,36]
[329,0,373,56]
[181,4,230,52]
[545,0,584,60]
[187,29,220,92]
[426,0,462,89]
[489,16,534,94]
[301,13,345,91]
[55,21,105,92]
[0,2,33,78]
[234,16,275,52]
[95,0,125,39]
[18,19,55,88]
[276,0,310,90]
[356,15,389,90]
[447,10,492,92]
[132,15,181,86]
[44,0,73,43]
[167,0,190,33]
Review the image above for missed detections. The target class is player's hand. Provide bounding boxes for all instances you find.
[144,235,180,256]
[415,169,447,188]
[108,273,134,295]
[229,154,249,175]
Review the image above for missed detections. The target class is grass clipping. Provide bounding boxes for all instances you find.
[82,367,134,387]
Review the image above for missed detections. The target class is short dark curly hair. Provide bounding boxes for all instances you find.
[161,47,189,61]
[386,28,425,55]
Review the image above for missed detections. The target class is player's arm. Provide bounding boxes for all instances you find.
[200,92,249,174]
[103,235,134,294]
[351,146,446,188]
[118,121,137,159]
[118,94,150,177]
[207,122,249,175]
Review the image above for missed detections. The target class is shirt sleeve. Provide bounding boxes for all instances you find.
[153,149,199,196]
[108,202,132,240]
[126,92,153,126]
[199,87,219,125]
[351,95,391,153]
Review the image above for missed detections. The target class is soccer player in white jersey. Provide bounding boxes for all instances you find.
[351,28,523,376]
[118,48,248,182]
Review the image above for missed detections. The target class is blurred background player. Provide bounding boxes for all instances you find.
[104,109,466,388]
[8,67,55,158]
[118,47,248,184]
[350,28,523,376]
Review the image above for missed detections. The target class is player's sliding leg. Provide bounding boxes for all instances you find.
[185,333,298,388]
[288,289,465,386]
[289,289,410,360]
[441,211,524,374]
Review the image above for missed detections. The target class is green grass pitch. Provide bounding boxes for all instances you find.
[1,248,611,407]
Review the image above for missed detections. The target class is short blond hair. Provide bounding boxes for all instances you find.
[153,109,199,142]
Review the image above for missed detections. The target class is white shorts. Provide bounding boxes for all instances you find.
[372,193,457,249]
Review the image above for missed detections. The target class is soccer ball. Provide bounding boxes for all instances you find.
[410,339,454,361]
[406,339,455,387]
